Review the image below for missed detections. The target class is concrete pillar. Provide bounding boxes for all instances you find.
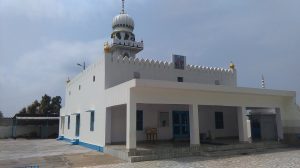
[59,116,63,136]
[126,98,136,149]
[275,108,284,140]
[237,107,251,142]
[189,104,200,145]
[105,107,112,145]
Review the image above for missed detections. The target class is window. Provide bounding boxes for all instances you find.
[69,91,71,96]
[90,111,95,131]
[159,112,169,127]
[133,72,140,79]
[173,54,186,70]
[215,80,220,85]
[215,112,224,129]
[136,110,143,131]
[93,76,95,82]
[177,77,183,82]
[79,85,81,90]
[67,116,70,130]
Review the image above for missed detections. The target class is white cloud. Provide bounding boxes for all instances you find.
[0,0,117,21]
[0,39,104,117]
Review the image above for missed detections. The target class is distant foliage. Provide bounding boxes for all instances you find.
[15,94,62,117]
[0,111,3,118]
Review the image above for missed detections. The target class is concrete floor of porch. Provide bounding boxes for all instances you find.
[104,139,286,162]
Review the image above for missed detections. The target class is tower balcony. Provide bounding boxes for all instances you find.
[109,38,144,50]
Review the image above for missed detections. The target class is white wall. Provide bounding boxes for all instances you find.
[109,104,239,142]
[198,106,238,139]
[105,54,237,89]
[0,126,12,138]
[1,125,58,138]
[60,58,107,147]
[136,104,189,141]
[110,105,127,143]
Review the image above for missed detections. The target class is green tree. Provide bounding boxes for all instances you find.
[19,107,27,114]
[0,111,3,118]
[50,96,61,116]
[16,94,61,117]
[39,94,52,115]
[27,100,40,115]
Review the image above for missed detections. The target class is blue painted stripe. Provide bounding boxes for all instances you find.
[56,136,64,140]
[57,136,103,152]
[78,141,103,152]
[62,137,72,143]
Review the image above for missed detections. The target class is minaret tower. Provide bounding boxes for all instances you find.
[104,0,144,58]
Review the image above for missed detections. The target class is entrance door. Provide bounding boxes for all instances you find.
[75,114,80,137]
[172,111,189,140]
[251,119,261,140]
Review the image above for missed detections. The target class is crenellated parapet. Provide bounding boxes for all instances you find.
[108,54,234,74]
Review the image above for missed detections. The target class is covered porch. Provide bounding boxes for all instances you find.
[105,104,249,146]
[103,79,294,161]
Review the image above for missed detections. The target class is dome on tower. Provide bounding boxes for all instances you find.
[112,13,135,32]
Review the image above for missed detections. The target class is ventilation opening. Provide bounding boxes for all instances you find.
[133,72,140,79]
[177,77,183,82]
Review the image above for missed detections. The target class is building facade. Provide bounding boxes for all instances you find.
[59,1,300,153]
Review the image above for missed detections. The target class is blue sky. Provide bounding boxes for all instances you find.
[0,0,299,117]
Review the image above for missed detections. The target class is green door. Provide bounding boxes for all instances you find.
[75,114,80,137]
[173,111,190,140]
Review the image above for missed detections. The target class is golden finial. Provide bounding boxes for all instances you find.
[229,61,235,70]
[104,41,110,53]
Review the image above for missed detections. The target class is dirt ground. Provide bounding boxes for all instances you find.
[0,139,125,168]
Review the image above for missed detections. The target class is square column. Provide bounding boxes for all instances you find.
[189,104,200,145]
[126,99,136,149]
[237,107,251,142]
[105,107,112,145]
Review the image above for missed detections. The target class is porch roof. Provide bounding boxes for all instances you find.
[108,79,295,97]
[135,79,295,97]
[105,79,295,108]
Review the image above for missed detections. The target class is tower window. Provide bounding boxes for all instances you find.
[116,32,121,39]
[93,76,95,82]
[177,77,183,82]
[79,85,81,90]
[123,53,129,58]
[124,33,129,40]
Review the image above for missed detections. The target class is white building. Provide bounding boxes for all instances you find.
[59,0,300,159]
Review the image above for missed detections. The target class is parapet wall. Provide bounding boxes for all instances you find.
[109,55,234,73]
[105,54,237,88]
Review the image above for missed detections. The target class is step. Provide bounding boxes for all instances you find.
[128,143,289,162]
[203,142,288,152]
[204,146,288,157]
[129,151,203,162]
[128,146,201,156]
